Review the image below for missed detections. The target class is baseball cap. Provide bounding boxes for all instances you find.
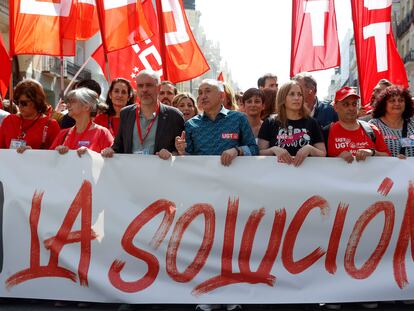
[335,87,360,102]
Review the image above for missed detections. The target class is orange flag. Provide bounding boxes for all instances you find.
[0,33,11,98]
[156,0,209,83]
[10,0,79,56]
[75,0,100,40]
[95,0,153,53]
[217,72,224,82]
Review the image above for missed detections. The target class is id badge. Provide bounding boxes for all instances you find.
[10,139,26,149]
[78,140,90,147]
[400,138,413,147]
[133,148,150,155]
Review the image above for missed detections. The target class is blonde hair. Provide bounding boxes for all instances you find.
[276,81,309,128]
[172,92,198,115]
[223,82,238,110]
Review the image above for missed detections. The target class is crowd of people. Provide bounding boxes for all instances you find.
[1,70,411,166]
[0,70,413,310]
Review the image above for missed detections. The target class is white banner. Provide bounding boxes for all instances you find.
[0,150,413,304]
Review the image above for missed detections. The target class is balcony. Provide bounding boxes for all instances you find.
[397,9,414,38]
[67,60,91,81]
[41,56,91,81]
[41,56,65,76]
[404,50,414,63]
[0,0,8,11]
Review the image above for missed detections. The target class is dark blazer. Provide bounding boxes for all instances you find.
[112,103,184,154]
[314,98,338,128]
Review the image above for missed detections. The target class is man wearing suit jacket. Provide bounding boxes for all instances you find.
[101,70,184,159]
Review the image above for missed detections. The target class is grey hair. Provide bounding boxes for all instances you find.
[65,87,99,114]
[200,79,224,92]
[136,70,161,85]
[292,72,317,92]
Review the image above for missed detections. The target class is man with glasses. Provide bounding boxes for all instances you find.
[101,70,184,159]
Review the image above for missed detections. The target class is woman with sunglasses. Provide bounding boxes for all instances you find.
[50,88,114,156]
[0,79,60,152]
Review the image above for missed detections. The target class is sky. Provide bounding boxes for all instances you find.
[195,0,354,98]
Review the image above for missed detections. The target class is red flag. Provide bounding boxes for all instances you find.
[95,0,153,52]
[92,0,209,84]
[156,0,209,83]
[92,0,162,87]
[10,0,79,56]
[91,44,108,79]
[217,72,224,82]
[0,33,11,98]
[351,0,408,107]
[290,0,340,77]
[75,0,100,40]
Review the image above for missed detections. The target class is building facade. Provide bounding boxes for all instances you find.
[395,0,414,90]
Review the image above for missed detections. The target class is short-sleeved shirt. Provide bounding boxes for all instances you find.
[185,107,258,156]
[94,114,120,138]
[0,114,60,149]
[327,121,390,157]
[50,124,114,153]
[258,116,324,156]
[369,118,414,157]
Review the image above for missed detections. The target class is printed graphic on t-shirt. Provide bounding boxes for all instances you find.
[276,126,311,148]
[333,137,370,155]
[221,133,239,140]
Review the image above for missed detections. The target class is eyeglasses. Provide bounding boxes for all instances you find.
[15,99,30,107]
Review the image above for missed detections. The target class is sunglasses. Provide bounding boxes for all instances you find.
[15,100,31,107]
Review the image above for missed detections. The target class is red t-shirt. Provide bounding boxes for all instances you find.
[94,114,120,138]
[50,123,114,153]
[327,122,390,157]
[0,114,60,149]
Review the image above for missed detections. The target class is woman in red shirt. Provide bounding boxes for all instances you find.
[0,79,60,152]
[50,88,114,156]
[94,78,135,137]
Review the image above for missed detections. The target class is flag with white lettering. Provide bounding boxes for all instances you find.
[92,0,163,86]
[351,0,408,107]
[95,0,153,52]
[10,0,77,55]
[155,0,209,83]
[92,0,209,85]
[290,0,340,77]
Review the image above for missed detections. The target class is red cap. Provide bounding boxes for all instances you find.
[335,87,360,102]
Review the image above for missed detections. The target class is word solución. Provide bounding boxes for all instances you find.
[3,177,414,295]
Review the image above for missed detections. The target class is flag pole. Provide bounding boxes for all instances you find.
[59,56,65,101]
[8,56,13,110]
[63,55,93,96]
[95,0,111,82]
[9,0,14,111]
[155,0,168,81]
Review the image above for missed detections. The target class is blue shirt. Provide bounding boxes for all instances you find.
[185,107,258,156]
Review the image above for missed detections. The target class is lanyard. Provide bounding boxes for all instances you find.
[108,116,119,136]
[108,116,114,135]
[135,104,160,146]
[18,114,41,139]
[63,120,93,146]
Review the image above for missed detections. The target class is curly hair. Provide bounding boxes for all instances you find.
[372,85,413,119]
[14,79,48,114]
